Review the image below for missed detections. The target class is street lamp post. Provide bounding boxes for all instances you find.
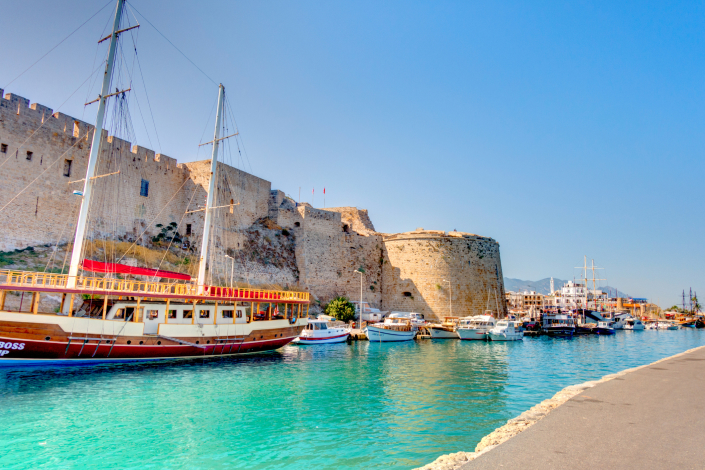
[442,279,452,316]
[355,268,365,329]
[225,255,235,288]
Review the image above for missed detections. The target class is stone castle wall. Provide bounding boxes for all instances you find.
[0,90,506,316]
[382,230,507,320]
[0,91,270,253]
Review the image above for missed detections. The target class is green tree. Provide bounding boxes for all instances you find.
[325,296,356,322]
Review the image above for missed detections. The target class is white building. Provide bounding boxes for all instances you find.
[544,280,608,310]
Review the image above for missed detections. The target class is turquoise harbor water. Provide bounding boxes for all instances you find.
[1,330,704,469]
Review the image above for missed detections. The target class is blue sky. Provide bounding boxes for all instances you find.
[1,0,703,307]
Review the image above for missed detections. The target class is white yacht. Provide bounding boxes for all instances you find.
[365,318,418,342]
[609,312,632,330]
[293,319,351,345]
[456,315,496,340]
[488,320,524,341]
[623,318,645,330]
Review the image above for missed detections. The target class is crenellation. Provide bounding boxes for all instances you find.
[29,102,53,120]
[4,93,30,110]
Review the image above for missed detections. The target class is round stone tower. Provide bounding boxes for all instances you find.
[381,229,506,320]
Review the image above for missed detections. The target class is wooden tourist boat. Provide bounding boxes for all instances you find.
[0,0,308,366]
[0,272,309,365]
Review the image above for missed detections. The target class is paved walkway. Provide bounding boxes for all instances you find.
[462,346,705,470]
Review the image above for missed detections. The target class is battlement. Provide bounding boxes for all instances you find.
[0,90,186,174]
[384,229,496,243]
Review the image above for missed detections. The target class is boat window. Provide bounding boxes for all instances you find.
[183,309,193,319]
[200,309,210,319]
[320,323,328,330]
[168,309,177,319]
[236,310,243,319]
[221,309,233,319]
[147,309,159,320]
[114,308,125,320]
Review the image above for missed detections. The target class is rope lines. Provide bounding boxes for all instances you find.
[0,60,106,173]
[127,1,219,87]
[0,127,93,214]
[1,0,113,90]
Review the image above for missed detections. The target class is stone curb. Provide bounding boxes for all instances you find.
[413,344,705,470]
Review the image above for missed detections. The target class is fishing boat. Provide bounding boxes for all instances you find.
[456,314,495,340]
[293,319,350,345]
[0,0,308,366]
[540,314,576,338]
[365,318,418,342]
[427,316,461,339]
[488,320,524,341]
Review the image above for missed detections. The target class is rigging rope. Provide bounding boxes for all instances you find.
[2,0,113,90]
[127,2,219,87]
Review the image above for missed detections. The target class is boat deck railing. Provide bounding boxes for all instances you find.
[0,269,309,303]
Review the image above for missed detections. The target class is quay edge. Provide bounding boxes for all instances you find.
[414,344,705,470]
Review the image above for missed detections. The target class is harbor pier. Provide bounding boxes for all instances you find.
[459,345,705,469]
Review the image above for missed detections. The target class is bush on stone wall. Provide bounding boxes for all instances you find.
[325,296,356,322]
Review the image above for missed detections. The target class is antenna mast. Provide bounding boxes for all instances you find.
[65,0,125,292]
[196,84,225,292]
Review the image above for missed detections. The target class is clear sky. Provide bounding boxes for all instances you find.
[1,0,703,307]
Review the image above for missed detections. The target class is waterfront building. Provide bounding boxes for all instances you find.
[506,291,545,310]
[544,280,608,310]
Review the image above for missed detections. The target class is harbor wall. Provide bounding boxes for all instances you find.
[0,90,506,315]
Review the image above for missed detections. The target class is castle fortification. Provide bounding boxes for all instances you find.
[0,90,506,319]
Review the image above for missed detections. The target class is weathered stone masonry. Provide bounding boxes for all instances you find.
[0,90,506,319]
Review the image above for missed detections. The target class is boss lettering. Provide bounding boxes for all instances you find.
[0,342,26,354]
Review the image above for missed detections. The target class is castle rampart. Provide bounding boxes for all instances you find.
[0,90,506,315]
[382,229,506,320]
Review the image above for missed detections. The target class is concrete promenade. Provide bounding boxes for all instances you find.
[462,346,705,470]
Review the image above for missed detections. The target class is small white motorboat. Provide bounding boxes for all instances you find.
[456,315,496,340]
[488,320,524,341]
[428,316,461,339]
[623,318,645,330]
[365,318,418,342]
[293,318,351,345]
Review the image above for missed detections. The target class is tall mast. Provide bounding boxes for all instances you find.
[196,84,225,292]
[65,0,125,291]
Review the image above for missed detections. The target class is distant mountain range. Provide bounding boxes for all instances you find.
[503,277,629,298]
